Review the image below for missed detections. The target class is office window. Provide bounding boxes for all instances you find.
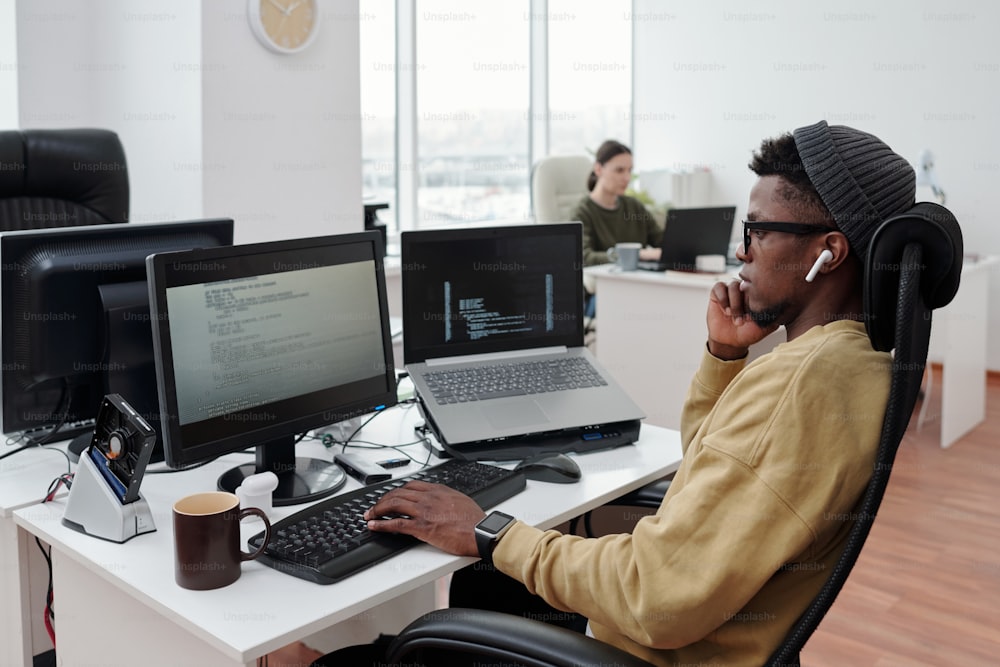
[548,0,632,156]
[358,0,634,231]
[360,0,396,229]
[415,1,530,228]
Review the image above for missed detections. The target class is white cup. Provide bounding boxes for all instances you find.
[607,242,642,271]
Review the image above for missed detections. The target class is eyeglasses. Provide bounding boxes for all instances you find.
[742,221,834,254]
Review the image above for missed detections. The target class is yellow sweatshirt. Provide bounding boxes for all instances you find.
[493,320,891,666]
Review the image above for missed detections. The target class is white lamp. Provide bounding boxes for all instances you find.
[915,148,947,205]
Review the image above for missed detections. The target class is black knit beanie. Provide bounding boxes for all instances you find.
[792,120,915,258]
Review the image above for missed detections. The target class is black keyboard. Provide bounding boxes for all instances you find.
[424,357,607,403]
[248,459,526,584]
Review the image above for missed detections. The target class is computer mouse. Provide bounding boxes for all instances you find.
[513,452,581,484]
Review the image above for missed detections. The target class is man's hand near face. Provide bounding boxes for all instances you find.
[706,279,780,360]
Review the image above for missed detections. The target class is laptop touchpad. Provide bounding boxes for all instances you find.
[484,400,549,429]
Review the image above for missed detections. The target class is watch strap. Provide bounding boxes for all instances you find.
[474,526,494,562]
[474,511,515,564]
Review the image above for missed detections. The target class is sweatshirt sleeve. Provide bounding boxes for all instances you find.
[491,443,815,650]
[492,327,886,652]
[680,345,746,453]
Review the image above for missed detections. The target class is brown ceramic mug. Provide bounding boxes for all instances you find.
[173,491,272,590]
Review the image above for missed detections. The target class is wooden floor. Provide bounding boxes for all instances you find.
[267,368,1000,667]
[803,368,1000,667]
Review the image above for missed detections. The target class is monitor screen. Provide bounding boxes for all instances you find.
[146,231,397,505]
[0,219,235,457]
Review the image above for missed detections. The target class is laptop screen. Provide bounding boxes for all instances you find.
[660,206,737,271]
[401,223,584,364]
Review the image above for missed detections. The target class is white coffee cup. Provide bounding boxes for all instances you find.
[607,242,642,271]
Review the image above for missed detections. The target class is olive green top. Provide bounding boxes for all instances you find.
[571,194,662,266]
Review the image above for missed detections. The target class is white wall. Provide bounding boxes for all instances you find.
[632,0,1000,370]
[13,0,361,243]
[0,0,18,128]
[15,0,204,223]
[200,1,362,243]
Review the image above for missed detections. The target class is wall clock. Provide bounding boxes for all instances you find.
[248,0,320,54]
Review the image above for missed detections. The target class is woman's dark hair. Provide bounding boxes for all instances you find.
[587,139,632,191]
[749,133,832,222]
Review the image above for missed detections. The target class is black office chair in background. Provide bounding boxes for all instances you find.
[381,202,963,667]
[0,128,129,231]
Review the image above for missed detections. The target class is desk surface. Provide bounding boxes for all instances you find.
[0,444,72,517]
[14,405,682,664]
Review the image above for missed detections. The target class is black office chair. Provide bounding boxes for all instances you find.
[0,128,129,230]
[382,202,963,667]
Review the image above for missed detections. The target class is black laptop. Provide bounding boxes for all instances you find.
[638,206,737,272]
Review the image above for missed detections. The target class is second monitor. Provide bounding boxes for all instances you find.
[146,231,397,506]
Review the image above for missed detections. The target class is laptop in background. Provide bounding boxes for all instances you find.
[638,206,737,272]
[401,223,644,461]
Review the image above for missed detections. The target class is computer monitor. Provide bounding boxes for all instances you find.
[0,219,235,458]
[146,231,397,506]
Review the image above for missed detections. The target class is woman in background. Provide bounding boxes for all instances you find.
[572,139,662,267]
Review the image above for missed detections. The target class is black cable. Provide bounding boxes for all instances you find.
[0,444,34,463]
[341,409,387,447]
[0,442,73,475]
[26,380,73,447]
[35,537,55,643]
[43,473,74,502]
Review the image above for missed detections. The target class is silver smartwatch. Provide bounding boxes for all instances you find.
[474,511,516,564]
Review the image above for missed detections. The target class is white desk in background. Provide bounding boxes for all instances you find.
[0,444,69,666]
[13,405,682,667]
[587,264,783,430]
[923,254,998,448]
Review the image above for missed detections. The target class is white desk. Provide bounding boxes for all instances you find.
[0,444,69,666]
[13,406,682,666]
[588,265,783,430]
[924,255,998,447]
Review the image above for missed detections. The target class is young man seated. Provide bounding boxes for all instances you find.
[314,120,917,666]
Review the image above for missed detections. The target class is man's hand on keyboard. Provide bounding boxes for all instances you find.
[364,481,485,557]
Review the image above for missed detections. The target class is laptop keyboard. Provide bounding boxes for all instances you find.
[423,357,607,403]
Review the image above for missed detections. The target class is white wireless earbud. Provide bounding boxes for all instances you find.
[805,249,834,283]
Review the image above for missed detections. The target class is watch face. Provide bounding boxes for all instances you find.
[251,0,319,54]
[478,511,514,535]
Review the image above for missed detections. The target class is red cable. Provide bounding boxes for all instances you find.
[43,589,55,646]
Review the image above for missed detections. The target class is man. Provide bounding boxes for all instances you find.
[323,121,914,666]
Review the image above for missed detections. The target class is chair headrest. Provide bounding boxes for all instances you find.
[863,202,963,351]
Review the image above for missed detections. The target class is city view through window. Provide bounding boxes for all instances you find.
[360,0,632,232]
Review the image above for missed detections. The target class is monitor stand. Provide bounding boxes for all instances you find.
[216,436,347,506]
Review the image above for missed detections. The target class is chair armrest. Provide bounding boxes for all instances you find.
[386,608,655,667]
[606,477,672,509]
